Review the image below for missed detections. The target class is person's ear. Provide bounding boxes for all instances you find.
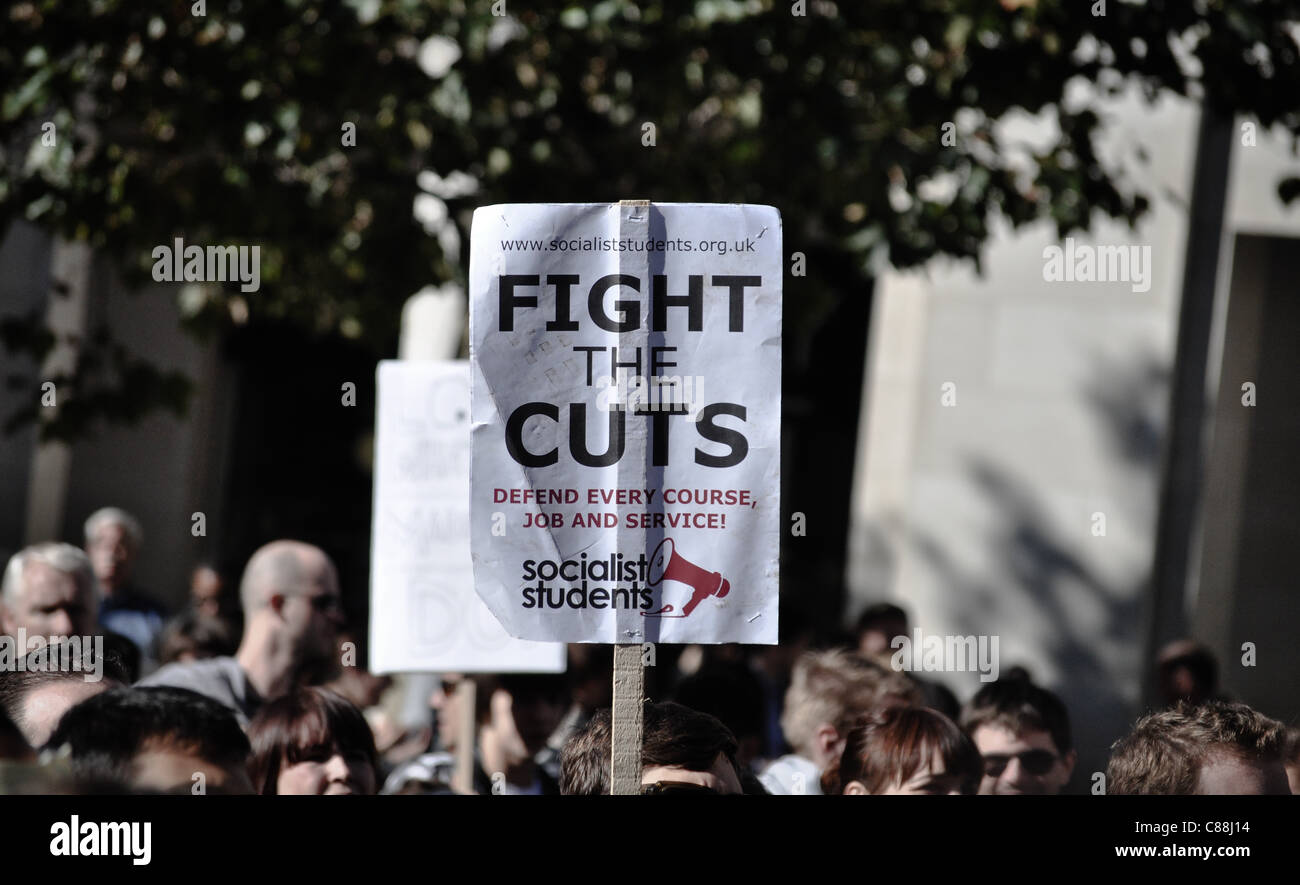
[1061,749,1077,780]
[269,593,288,616]
[813,723,840,763]
[843,780,868,796]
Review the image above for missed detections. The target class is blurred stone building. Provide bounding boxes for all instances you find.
[848,87,1300,783]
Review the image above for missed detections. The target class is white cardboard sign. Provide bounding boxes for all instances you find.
[368,359,566,674]
[469,203,781,644]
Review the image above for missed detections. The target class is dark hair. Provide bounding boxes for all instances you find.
[960,676,1073,755]
[0,708,31,760]
[855,603,908,634]
[45,686,250,790]
[567,644,614,686]
[559,700,740,795]
[471,672,570,724]
[1156,640,1219,702]
[1283,726,1300,766]
[247,686,378,795]
[822,706,981,795]
[156,611,238,666]
[0,640,128,731]
[99,631,141,683]
[560,706,612,795]
[671,660,765,745]
[1107,700,1285,795]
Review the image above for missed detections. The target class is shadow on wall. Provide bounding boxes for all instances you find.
[903,349,1170,792]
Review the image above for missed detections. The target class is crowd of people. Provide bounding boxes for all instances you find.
[1,506,1297,796]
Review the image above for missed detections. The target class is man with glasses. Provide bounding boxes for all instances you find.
[960,676,1076,795]
[140,540,346,727]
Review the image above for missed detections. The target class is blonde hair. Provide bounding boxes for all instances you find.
[780,648,919,756]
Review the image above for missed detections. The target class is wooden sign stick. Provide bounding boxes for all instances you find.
[610,199,650,796]
[611,642,645,794]
[452,678,477,794]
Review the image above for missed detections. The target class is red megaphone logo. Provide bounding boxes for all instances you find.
[642,538,730,618]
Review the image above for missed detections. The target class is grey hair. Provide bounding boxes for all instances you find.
[83,507,143,549]
[2,543,97,605]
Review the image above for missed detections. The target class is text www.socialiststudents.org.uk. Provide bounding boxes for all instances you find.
[501,236,757,254]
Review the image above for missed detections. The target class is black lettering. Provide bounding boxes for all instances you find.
[499,275,540,332]
[545,274,581,331]
[694,403,748,467]
[505,403,559,467]
[711,275,761,332]
[570,404,625,467]
[652,274,703,331]
[589,274,641,332]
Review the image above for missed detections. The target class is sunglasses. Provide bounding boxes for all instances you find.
[304,593,343,613]
[981,749,1059,777]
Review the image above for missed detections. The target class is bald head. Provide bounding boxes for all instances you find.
[235,542,344,694]
[239,541,337,614]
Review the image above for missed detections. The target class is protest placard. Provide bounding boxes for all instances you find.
[369,359,566,674]
[469,202,781,645]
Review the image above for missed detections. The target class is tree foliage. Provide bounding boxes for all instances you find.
[3,0,1300,437]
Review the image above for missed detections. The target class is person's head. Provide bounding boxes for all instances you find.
[1156,639,1219,707]
[247,686,378,795]
[855,603,909,659]
[1,544,98,639]
[474,673,569,762]
[823,706,981,795]
[323,632,390,711]
[1282,727,1300,796]
[0,708,33,761]
[157,611,238,666]
[780,648,920,771]
[0,641,128,748]
[559,700,744,795]
[83,507,143,597]
[429,672,469,752]
[671,659,766,769]
[566,644,614,713]
[190,564,226,620]
[961,677,1076,795]
[46,686,254,794]
[1107,701,1291,795]
[239,540,345,686]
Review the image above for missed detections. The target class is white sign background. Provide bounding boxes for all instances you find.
[470,203,781,645]
[368,360,566,674]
